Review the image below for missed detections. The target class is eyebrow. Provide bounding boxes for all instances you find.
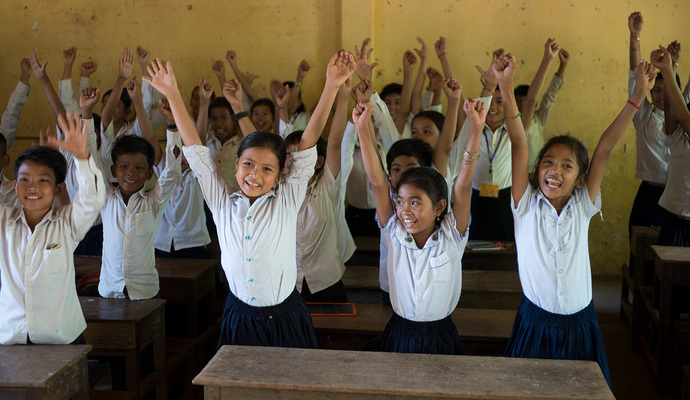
[243,157,278,169]
[396,195,424,201]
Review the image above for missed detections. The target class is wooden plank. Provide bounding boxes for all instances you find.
[193,345,614,400]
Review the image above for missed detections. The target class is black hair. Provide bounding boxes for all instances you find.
[380,83,402,101]
[14,146,67,184]
[514,85,530,97]
[92,113,102,135]
[0,133,6,156]
[111,135,155,169]
[208,97,234,118]
[654,72,682,88]
[103,89,132,110]
[412,111,445,133]
[386,139,433,172]
[284,130,326,174]
[283,81,306,114]
[237,131,287,171]
[530,135,589,189]
[396,167,448,224]
[251,98,276,119]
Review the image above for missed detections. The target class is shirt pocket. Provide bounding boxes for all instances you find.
[42,245,68,280]
[430,252,451,284]
[134,211,154,237]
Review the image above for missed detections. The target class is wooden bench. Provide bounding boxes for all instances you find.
[0,345,91,400]
[342,266,522,309]
[622,226,658,343]
[193,345,614,400]
[311,303,515,355]
[79,297,167,400]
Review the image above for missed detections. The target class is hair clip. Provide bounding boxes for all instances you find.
[432,234,438,241]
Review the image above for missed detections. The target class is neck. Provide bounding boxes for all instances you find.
[24,209,49,232]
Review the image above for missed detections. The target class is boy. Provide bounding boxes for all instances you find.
[0,112,105,344]
[96,111,182,300]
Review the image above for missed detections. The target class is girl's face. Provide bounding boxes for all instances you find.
[410,117,440,150]
[538,143,584,210]
[395,183,445,247]
[251,105,274,133]
[486,91,504,128]
[383,93,401,120]
[389,155,421,189]
[235,146,281,203]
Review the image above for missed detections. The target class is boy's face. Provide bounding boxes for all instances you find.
[111,153,153,199]
[410,117,440,150]
[15,160,64,217]
[383,93,402,120]
[389,155,421,189]
[209,106,234,144]
[251,105,274,133]
[515,95,526,112]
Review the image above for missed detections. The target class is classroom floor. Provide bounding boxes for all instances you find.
[593,276,678,400]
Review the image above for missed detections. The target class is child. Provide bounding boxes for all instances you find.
[497,52,656,385]
[144,51,356,348]
[353,93,483,354]
[651,45,690,247]
[0,112,105,344]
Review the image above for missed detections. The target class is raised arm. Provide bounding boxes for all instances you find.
[433,78,462,176]
[30,49,67,121]
[270,79,291,135]
[454,98,485,233]
[298,51,355,151]
[354,38,378,82]
[354,100,394,223]
[1,58,32,149]
[288,59,310,115]
[426,67,443,109]
[196,78,213,141]
[663,41,682,134]
[494,53,529,204]
[212,60,227,90]
[226,50,260,103]
[78,87,101,158]
[411,37,429,116]
[127,77,161,165]
[522,38,559,131]
[395,50,416,134]
[326,78,351,178]
[102,48,133,130]
[223,79,257,137]
[61,46,77,81]
[587,60,655,202]
[652,45,690,134]
[628,12,643,71]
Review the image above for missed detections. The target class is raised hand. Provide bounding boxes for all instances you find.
[30,49,48,81]
[492,53,517,82]
[198,78,213,103]
[158,97,175,125]
[326,51,356,87]
[143,58,178,97]
[491,48,506,64]
[635,60,657,93]
[354,38,378,81]
[414,37,428,61]
[212,60,225,78]
[650,45,672,70]
[441,78,462,100]
[353,79,374,103]
[126,76,141,101]
[136,46,150,66]
[119,48,134,79]
[222,79,243,108]
[271,79,290,108]
[559,49,570,65]
[49,110,89,160]
[297,59,311,82]
[20,58,32,83]
[80,61,97,77]
[352,100,373,129]
[434,36,448,57]
[628,11,643,37]
[79,87,100,111]
[544,38,560,60]
[475,64,497,89]
[226,50,237,66]
[426,67,443,91]
[464,97,487,126]
[667,40,681,65]
[63,46,77,67]
[242,70,259,84]
[403,50,417,71]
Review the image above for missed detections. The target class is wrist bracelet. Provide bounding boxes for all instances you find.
[462,149,480,161]
[165,123,177,130]
[627,99,640,110]
[276,106,286,110]
[437,52,447,57]
[294,81,302,87]
[483,87,496,95]
[503,112,521,120]
[232,111,249,121]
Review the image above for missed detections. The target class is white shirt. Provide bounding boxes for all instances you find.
[58,77,89,116]
[344,122,386,210]
[296,165,347,293]
[512,184,601,315]
[98,131,182,300]
[206,131,242,189]
[0,174,18,207]
[183,144,317,307]
[381,212,468,322]
[155,168,211,251]
[526,75,565,171]
[1,81,31,150]
[0,156,105,344]
[658,127,690,217]
[372,92,409,151]
[290,111,310,132]
[466,122,511,191]
[141,80,166,133]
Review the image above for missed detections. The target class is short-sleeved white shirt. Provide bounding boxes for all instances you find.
[658,127,690,217]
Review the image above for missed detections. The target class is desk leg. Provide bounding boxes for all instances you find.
[205,385,221,400]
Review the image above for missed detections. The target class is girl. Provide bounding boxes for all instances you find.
[495,53,656,385]
[143,51,355,348]
[353,94,484,354]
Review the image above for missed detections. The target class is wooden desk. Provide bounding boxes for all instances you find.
[0,345,91,400]
[623,226,658,342]
[193,345,614,400]
[311,303,515,354]
[79,297,167,400]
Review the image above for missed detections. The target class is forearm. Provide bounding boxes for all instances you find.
[62,62,73,81]
[196,101,209,142]
[629,34,641,71]
[433,98,460,175]
[228,62,259,103]
[438,54,456,80]
[166,87,203,147]
[299,82,339,150]
[522,57,553,129]
[660,65,690,131]
[102,76,127,127]
[411,58,428,115]
[133,97,161,164]
[39,76,67,120]
[395,69,414,133]
[326,92,349,176]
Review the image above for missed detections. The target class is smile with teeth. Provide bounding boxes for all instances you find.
[124,179,136,184]
[545,177,562,189]
[25,195,42,200]
[245,180,261,188]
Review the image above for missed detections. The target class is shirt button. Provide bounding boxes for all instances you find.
[245,236,250,240]
[559,292,564,296]
[172,223,176,228]
[246,258,251,262]
[557,248,561,252]
[558,269,563,273]
[246,216,252,220]
[250,297,256,301]
[248,278,254,283]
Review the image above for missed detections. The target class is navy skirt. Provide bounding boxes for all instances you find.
[218,288,318,350]
[367,312,464,355]
[469,188,515,241]
[658,211,690,247]
[628,181,666,239]
[505,296,611,387]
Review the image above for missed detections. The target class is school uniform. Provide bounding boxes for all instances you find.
[290,110,310,132]
[141,80,166,132]
[296,164,348,302]
[58,77,90,115]
[155,168,211,257]
[98,131,182,300]
[183,144,318,349]
[507,184,610,386]
[0,156,105,344]
[657,127,690,247]
[526,74,565,171]
[0,175,18,207]
[206,131,242,189]
[1,81,31,150]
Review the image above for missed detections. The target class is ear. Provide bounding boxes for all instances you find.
[55,182,66,197]
[147,168,154,180]
[435,199,447,215]
[575,174,585,189]
[235,154,239,170]
[315,155,325,170]
[110,164,116,178]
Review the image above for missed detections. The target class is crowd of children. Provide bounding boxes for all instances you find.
[2,11,690,390]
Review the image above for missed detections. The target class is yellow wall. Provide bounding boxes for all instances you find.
[1,0,689,275]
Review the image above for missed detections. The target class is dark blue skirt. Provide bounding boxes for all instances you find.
[505,296,611,387]
[658,210,690,247]
[628,181,666,239]
[218,288,318,350]
[370,312,464,355]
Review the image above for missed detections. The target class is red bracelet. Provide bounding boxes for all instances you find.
[627,99,640,110]
[437,52,447,57]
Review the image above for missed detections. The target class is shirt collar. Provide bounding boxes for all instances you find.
[393,220,441,250]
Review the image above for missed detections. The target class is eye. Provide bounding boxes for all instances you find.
[564,163,573,169]
[391,167,400,172]
[263,167,273,172]
[39,178,50,182]
[542,160,552,165]
[411,200,419,206]
[396,200,403,206]
[244,162,253,167]
[136,166,144,170]
[19,177,28,182]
